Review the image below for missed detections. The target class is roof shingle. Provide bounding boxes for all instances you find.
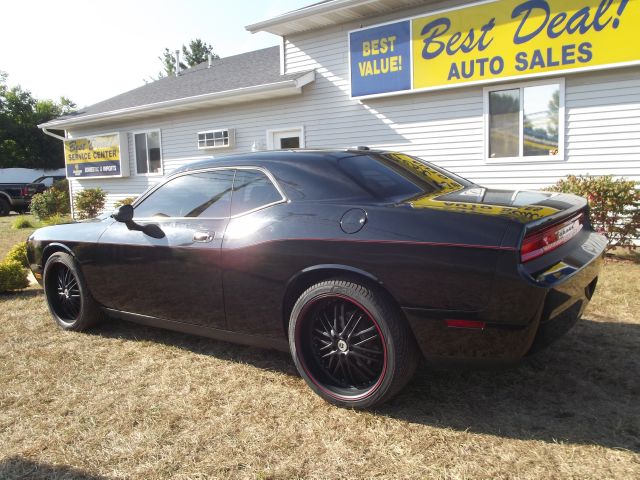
[56,46,310,122]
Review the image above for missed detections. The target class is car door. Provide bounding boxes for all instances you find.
[89,168,235,328]
[221,168,290,336]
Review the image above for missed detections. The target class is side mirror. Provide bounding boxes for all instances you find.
[142,223,166,239]
[111,204,165,239]
[112,204,134,223]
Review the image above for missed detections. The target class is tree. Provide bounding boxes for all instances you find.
[182,39,218,66]
[0,71,76,170]
[159,48,185,77]
[158,39,219,77]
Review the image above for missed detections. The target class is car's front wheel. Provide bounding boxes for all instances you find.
[43,252,104,331]
[289,279,419,408]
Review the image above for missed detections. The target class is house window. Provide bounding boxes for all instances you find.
[198,129,232,149]
[134,130,162,174]
[485,79,564,162]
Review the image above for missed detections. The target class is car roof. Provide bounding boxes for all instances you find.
[166,148,400,203]
[169,148,386,176]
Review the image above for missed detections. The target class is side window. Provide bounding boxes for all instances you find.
[231,170,283,216]
[134,169,235,218]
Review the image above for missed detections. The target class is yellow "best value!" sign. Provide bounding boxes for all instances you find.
[349,0,638,97]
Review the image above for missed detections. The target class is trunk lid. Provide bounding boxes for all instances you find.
[411,186,588,229]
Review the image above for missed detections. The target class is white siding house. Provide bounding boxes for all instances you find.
[40,0,640,216]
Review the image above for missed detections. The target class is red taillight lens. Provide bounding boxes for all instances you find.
[521,214,583,262]
[20,187,28,196]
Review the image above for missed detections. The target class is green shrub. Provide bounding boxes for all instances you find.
[11,216,35,229]
[0,260,29,293]
[30,185,71,220]
[74,188,106,219]
[42,214,72,226]
[5,242,29,268]
[52,178,69,193]
[547,175,639,250]
[114,196,138,208]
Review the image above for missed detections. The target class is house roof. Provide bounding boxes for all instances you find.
[40,47,314,130]
[245,0,437,36]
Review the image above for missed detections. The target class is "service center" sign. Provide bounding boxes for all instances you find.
[349,0,637,98]
[64,133,129,178]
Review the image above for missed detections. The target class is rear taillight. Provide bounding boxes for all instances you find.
[20,187,29,196]
[521,214,584,263]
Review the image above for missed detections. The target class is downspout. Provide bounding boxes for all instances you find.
[41,127,75,219]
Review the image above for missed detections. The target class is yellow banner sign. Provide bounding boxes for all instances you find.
[412,0,637,90]
[64,134,122,178]
[350,0,638,97]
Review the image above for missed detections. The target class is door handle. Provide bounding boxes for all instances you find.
[193,231,214,243]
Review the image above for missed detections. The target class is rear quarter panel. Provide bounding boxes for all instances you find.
[221,201,512,337]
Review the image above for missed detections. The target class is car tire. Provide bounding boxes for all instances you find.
[289,279,419,408]
[43,252,104,331]
[0,197,10,216]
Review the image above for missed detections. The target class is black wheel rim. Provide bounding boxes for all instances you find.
[297,295,386,400]
[47,263,81,323]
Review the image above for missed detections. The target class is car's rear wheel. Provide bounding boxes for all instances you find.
[43,252,103,331]
[289,279,419,408]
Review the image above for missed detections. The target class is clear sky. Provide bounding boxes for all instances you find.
[1,0,312,108]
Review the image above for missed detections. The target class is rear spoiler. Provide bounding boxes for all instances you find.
[522,194,588,235]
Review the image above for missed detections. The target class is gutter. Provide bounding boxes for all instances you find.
[38,72,315,130]
[245,0,378,34]
[41,127,66,141]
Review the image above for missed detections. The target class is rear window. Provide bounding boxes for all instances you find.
[337,153,473,201]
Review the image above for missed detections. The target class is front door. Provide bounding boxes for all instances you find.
[88,168,235,328]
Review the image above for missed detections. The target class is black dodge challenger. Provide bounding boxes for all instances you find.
[27,149,607,408]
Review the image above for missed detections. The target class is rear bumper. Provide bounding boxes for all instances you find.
[404,230,607,365]
[528,252,601,353]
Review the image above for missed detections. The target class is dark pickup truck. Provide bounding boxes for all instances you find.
[0,182,41,216]
[0,175,66,215]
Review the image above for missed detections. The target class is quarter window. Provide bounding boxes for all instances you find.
[134,169,234,218]
[485,80,564,162]
[134,131,162,174]
[231,170,283,216]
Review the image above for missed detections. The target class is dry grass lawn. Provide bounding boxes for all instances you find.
[0,215,638,479]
